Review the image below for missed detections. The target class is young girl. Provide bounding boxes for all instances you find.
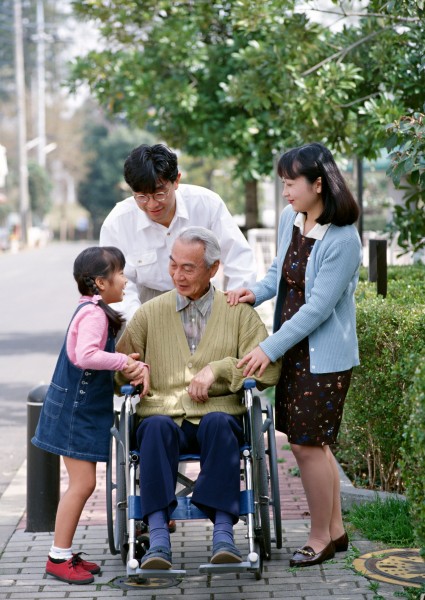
[227,142,362,568]
[32,246,149,585]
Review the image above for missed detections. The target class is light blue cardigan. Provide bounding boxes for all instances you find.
[252,205,362,374]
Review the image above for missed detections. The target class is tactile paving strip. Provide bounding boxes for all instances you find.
[353,548,425,588]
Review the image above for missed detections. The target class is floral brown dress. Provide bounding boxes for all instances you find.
[275,226,352,446]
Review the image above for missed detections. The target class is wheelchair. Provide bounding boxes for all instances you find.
[106,379,282,580]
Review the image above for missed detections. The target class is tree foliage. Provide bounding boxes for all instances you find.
[68,0,425,229]
[77,122,155,236]
[28,162,52,220]
[386,111,425,253]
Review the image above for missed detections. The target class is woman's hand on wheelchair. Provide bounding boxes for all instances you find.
[188,365,215,403]
[237,345,270,378]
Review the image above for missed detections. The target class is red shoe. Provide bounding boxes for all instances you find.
[72,552,101,574]
[46,556,94,584]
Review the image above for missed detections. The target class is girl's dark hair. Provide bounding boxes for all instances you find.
[73,246,126,336]
[277,142,360,226]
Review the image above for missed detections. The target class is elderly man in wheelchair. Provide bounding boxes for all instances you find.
[115,226,281,574]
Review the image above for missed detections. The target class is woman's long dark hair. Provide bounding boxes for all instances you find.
[73,246,126,336]
[278,142,360,226]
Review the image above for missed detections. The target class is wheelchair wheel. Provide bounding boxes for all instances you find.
[106,404,128,562]
[266,404,282,549]
[252,395,272,560]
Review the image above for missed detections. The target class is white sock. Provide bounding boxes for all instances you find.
[49,545,73,560]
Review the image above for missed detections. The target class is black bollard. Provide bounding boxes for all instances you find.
[26,384,60,532]
[368,239,387,298]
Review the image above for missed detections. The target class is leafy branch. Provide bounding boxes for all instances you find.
[386,112,425,254]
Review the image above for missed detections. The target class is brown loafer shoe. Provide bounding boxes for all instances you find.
[289,540,335,567]
[333,532,349,552]
[168,520,177,533]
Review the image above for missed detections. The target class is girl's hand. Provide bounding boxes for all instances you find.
[225,288,256,306]
[237,346,270,377]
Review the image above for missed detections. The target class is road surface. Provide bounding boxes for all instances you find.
[0,240,91,499]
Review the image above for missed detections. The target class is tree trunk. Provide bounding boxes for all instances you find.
[244,179,258,230]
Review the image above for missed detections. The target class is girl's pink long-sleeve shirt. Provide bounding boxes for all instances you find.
[66,295,129,371]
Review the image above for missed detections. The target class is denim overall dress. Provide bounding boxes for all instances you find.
[32,302,115,462]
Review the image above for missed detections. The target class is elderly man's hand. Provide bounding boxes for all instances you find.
[188,365,215,403]
[122,353,141,379]
[132,365,150,397]
[122,353,150,396]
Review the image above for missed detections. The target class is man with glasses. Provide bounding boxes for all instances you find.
[100,143,256,322]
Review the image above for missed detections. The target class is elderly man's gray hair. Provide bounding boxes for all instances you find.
[177,226,221,268]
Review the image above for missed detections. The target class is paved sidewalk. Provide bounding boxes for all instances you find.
[0,433,405,599]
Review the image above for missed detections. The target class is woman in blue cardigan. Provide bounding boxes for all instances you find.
[227,142,362,567]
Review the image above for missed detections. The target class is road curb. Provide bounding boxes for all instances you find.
[338,461,406,510]
[0,460,26,556]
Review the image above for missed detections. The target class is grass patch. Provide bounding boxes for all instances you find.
[346,497,415,547]
[289,466,300,477]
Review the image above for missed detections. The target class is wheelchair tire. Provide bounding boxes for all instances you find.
[117,404,129,564]
[106,404,128,562]
[252,395,272,560]
[266,404,282,549]
[106,410,119,555]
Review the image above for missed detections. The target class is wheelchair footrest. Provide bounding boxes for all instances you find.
[127,565,186,578]
[199,558,261,575]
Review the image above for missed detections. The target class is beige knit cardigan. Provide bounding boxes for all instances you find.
[115,290,281,424]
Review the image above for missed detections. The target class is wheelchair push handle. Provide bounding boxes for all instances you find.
[243,378,256,389]
[121,384,137,396]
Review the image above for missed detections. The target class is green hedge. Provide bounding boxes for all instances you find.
[336,265,425,494]
[400,356,425,555]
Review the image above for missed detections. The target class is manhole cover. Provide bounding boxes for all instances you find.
[111,575,182,590]
[353,548,425,588]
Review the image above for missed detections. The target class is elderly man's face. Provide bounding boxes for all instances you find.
[169,239,219,300]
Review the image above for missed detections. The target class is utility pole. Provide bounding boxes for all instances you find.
[356,157,364,245]
[36,0,46,168]
[14,0,31,245]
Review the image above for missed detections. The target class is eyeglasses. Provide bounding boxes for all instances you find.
[133,185,172,206]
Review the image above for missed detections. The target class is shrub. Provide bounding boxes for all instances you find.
[400,356,425,555]
[336,265,425,492]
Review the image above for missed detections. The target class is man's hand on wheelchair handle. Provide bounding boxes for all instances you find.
[188,365,215,403]
[237,345,270,378]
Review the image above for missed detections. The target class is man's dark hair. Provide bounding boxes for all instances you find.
[123,143,179,193]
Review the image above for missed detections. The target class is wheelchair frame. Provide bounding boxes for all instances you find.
[106,379,282,580]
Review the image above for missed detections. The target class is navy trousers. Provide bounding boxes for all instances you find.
[136,412,244,524]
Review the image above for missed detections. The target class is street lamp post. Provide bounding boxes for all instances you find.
[14,0,31,246]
